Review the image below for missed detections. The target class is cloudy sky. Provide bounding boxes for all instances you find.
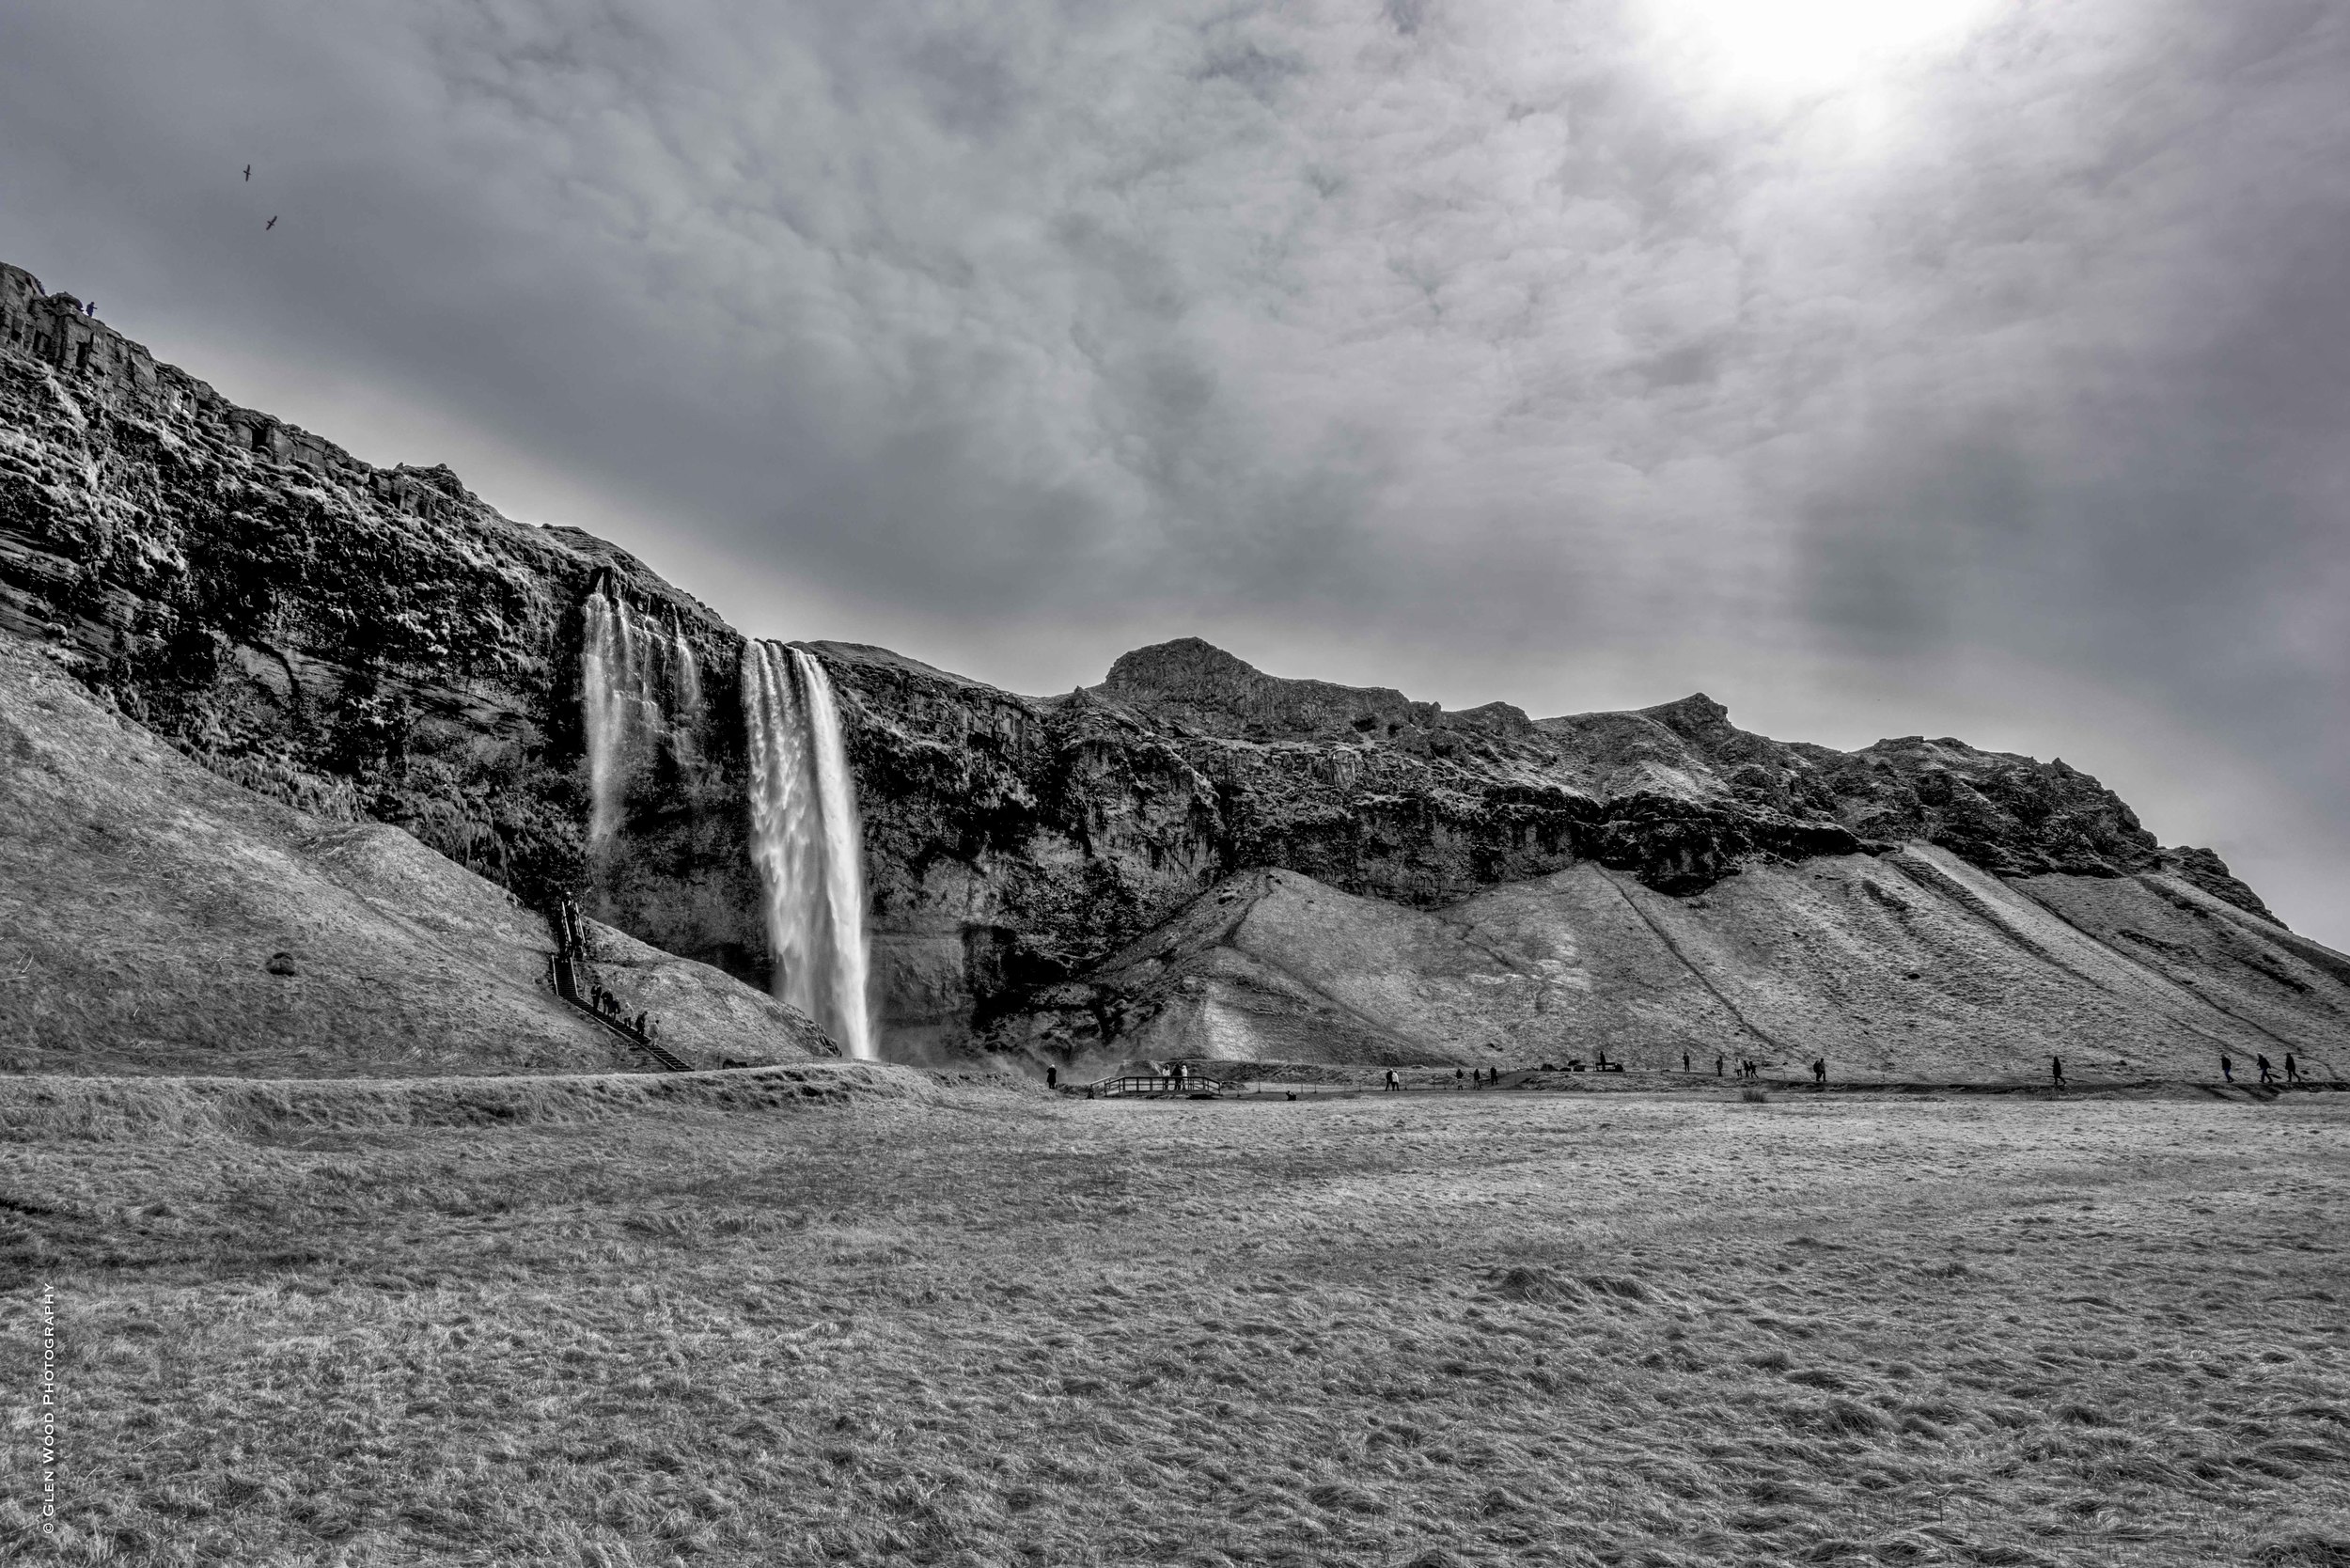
[5,0,2346,943]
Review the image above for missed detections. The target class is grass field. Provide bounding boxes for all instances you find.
[4,1071,2346,1566]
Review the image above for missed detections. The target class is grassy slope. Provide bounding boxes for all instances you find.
[1096,854,2350,1078]
[2,1076,2344,1566]
[0,633,829,1074]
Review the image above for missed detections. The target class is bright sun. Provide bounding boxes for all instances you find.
[1637,0,2001,103]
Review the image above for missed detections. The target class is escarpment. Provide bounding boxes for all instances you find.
[4,259,2342,1074]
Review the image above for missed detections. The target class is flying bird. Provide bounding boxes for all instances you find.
[243,164,251,181]
[265,215,277,230]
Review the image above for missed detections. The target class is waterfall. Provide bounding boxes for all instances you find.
[582,586,653,853]
[582,585,703,856]
[670,620,704,723]
[743,642,877,1061]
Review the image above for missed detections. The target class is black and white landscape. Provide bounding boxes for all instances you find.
[3,3,2348,1564]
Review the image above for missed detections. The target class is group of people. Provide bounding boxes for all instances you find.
[2220,1051,2302,1086]
[585,983,655,1040]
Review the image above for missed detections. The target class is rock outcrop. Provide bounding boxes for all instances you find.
[3,259,2338,1075]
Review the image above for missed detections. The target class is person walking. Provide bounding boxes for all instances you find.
[1384,1068,1401,1092]
[1812,1058,1827,1087]
[2221,1052,2234,1084]
[1716,1054,1725,1078]
[1455,1066,1465,1090]
[2258,1054,2276,1087]
[2051,1055,2065,1089]
[1046,1065,1058,1090]
[2285,1053,2301,1085]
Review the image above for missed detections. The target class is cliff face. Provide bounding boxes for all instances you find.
[1,261,2326,1070]
[0,263,770,983]
[819,634,2281,1056]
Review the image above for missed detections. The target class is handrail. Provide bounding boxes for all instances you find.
[1084,1074,1219,1097]
[543,935,691,1073]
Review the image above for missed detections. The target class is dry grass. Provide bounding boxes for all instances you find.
[3,1077,2346,1566]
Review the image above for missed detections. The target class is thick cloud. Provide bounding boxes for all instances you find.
[4,0,2345,941]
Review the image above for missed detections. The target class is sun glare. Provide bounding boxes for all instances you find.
[1637,0,2000,103]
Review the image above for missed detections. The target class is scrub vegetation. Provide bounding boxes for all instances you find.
[3,1071,2345,1566]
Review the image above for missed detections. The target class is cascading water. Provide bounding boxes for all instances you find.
[743,642,877,1061]
[582,585,653,853]
[582,584,704,856]
[669,619,704,723]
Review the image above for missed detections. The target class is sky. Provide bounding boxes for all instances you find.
[3,0,2346,945]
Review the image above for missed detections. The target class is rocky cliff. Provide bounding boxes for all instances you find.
[3,260,2337,1075]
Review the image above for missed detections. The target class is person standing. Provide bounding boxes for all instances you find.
[1683,1051,1692,1074]
[1046,1065,1058,1090]
[1812,1058,1827,1087]
[2051,1056,2065,1089]
[1385,1068,1401,1092]
[1716,1054,1725,1078]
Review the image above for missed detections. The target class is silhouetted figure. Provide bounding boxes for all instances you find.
[1716,1055,1725,1078]
[1812,1058,1827,1086]
[2221,1052,2233,1083]
[1596,1050,1609,1070]
[2051,1056,2064,1088]
[633,1011,647,1036]
[2285,1053,2300,1085]
[1683,1051,1691,1074]
[84,301,96,317]
[2258,1054,2275,1086]
[243,164,251,180]
[1385,1069,1401,1092]
[265,215,278,230]
[1454,1067,1465,1089]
